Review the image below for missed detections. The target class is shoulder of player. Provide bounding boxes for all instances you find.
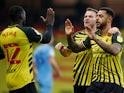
[112,32,124,44]
[17,25,41,36]
[72,30,86,36]
[17,25,36,31]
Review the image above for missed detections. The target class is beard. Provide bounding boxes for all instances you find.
[97,22,107,30]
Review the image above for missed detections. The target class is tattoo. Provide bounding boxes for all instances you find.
[94,38,122,56]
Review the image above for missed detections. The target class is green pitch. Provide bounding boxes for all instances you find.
[0,30,124,93]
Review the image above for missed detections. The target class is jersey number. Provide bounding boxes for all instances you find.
[4,43,21,64]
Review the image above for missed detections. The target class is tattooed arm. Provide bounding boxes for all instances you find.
[86,25,123,56]
[94,37,122,56]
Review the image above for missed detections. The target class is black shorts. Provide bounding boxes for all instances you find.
[85,82,123,93]
[74,85,89,93]
[9,82,37,93]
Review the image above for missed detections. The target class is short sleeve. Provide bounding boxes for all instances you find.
[49,47,55,57]
[27,27,43,43]
[82,37,91,49]
[112,32,124,46]
[17,26,43,43]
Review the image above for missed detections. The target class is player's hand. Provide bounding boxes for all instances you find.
[65,19,74,35]
[55,42,64,51]
[55,42,72,57]
[40,8,55,26]
[108,27,120,36]
[57,71,62,78]
[85,25,96,40]
[54,72,62,78]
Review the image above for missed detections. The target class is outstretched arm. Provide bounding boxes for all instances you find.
[65,19,87,53]
[41,8,55,43]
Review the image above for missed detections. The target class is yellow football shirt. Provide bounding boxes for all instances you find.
[84,32,124,88]
[0,25,42,90]
[72,30,93,86]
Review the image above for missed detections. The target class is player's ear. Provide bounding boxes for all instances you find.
[107,16,112,23]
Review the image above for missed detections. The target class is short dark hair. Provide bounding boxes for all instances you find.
[99,7,115,18]
[9,5,25,22]
[86,7,98,14]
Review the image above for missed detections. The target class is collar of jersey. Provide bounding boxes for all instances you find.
[8,24,20,27]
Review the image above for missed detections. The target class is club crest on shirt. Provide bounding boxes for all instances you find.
[117,35,123,42]
[106,38,108,42]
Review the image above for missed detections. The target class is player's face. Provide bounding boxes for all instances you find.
[83,11,97,27]
[96,10,108,29]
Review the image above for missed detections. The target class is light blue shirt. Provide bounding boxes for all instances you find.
[33,44,55,93]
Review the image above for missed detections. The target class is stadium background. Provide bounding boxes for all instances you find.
[0,0,124,93]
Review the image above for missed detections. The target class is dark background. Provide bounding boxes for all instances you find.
[0,0,124,30]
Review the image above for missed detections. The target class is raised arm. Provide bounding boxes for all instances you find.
[65,19,87,53]
[41,8,55,43]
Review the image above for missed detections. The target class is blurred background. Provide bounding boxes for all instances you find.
[0,0,124,30]
[0,0,124,93]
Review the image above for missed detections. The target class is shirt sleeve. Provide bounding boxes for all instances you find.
[112,32,124,46]
[17,25,43,43]
[29,27,43,43]
[82,37,91,49]
[49,46,55,57]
